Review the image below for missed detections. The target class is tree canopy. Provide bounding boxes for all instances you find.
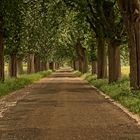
[0,0,140,90]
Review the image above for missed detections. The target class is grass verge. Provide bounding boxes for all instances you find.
[74,71,140,116]
[0,70,52,97]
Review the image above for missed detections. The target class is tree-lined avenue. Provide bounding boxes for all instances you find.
[0,70,140,140]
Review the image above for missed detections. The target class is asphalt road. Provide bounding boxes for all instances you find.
[0,70,140,140]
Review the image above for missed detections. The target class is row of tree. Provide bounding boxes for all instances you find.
[0,0,140,90]
[61,0,140,90]
[0,0,63,81]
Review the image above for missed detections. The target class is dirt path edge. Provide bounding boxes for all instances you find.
[90,85,140,126]
[0,77,49,118]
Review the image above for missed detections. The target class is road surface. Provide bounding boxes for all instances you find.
[0,70,140,140]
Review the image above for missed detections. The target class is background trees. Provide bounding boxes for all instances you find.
[0,0,140,90]
[118,0,140,90]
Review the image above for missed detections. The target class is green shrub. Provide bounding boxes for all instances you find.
[73,71,82,77]
[77,72,140,116]
[0,70,52,97]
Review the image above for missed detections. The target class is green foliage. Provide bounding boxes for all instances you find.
[1,0,129,83]
[121,45,129,66]
[1,0,128,68]
[0,70,52,97]
[76,72,140,116]
[73,70,82,77]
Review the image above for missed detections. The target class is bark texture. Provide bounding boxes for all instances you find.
[27,54,35,74]
[55,63,59,70]
[108,41,121,83]
[46,62,49,71]
[97,37,107,79]
[92,61,97,75]
[118,0,140,89]
[9,54,17,78]
[73,59,79,71]
[49,62,55,71]
[40,62,46,71]
[75,39,88,73]
[0,32,4,81]
[34,56,40,73]
[0,17,4,81]
[17,58,23,75]
[73,60,76,70]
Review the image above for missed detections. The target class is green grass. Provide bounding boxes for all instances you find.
[0,70,52,97]
[73,70,82,77]
[74,71,140,116]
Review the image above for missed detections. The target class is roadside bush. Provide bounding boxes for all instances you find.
[0,70,52,97]
[74,71,140,116]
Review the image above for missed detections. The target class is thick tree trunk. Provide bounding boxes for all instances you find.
[0,17,4,81]
[42,63,45,71]
[27,54,35,74]
[40,62,43,71]
[78,59,83,73]
[58,63,60,70]
[92,61,97,75]
[17,58,23,75]
[73,59,80,71]
[45,62,49,70]
[34,56,40,73]
[75,59,79,70]
[108,41,121,83]
[73,60,76,70]
[118,0,140,89]
[55,63,59,70]
[129,31,139,89]
[82,55,88,73]
[49,62,55,71]
[75,38,88,73]
[40,62,46,71]
[97,37,107,79]
[90,38,97,75]
[0,33,4,81]
[9,54,17,78]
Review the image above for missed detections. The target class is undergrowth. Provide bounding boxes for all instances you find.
[0,70,52,97]
[74,71,140,116]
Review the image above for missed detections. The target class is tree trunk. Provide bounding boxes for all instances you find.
[82,54,88,73]
[17,58,23,75]
[0,17,4,82]
[45,62,49,70]
[73,59,80,71]
[73,60,76,70]
[27,54,35,74]
[55,63,59,70]
[92,61,97,75]
[118,0,140,89]
[43,62,46,71]
[0,33,4,81]
[78,59,83,73]
[75,59,79,70]
[9,54,17,78]
[108,41,121,83]
[40,62,43,71]
[97,37,107,79]
[49,62,55,71]
[34,56,40,73]
[40,62,46,71]
[75,38,88,73]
